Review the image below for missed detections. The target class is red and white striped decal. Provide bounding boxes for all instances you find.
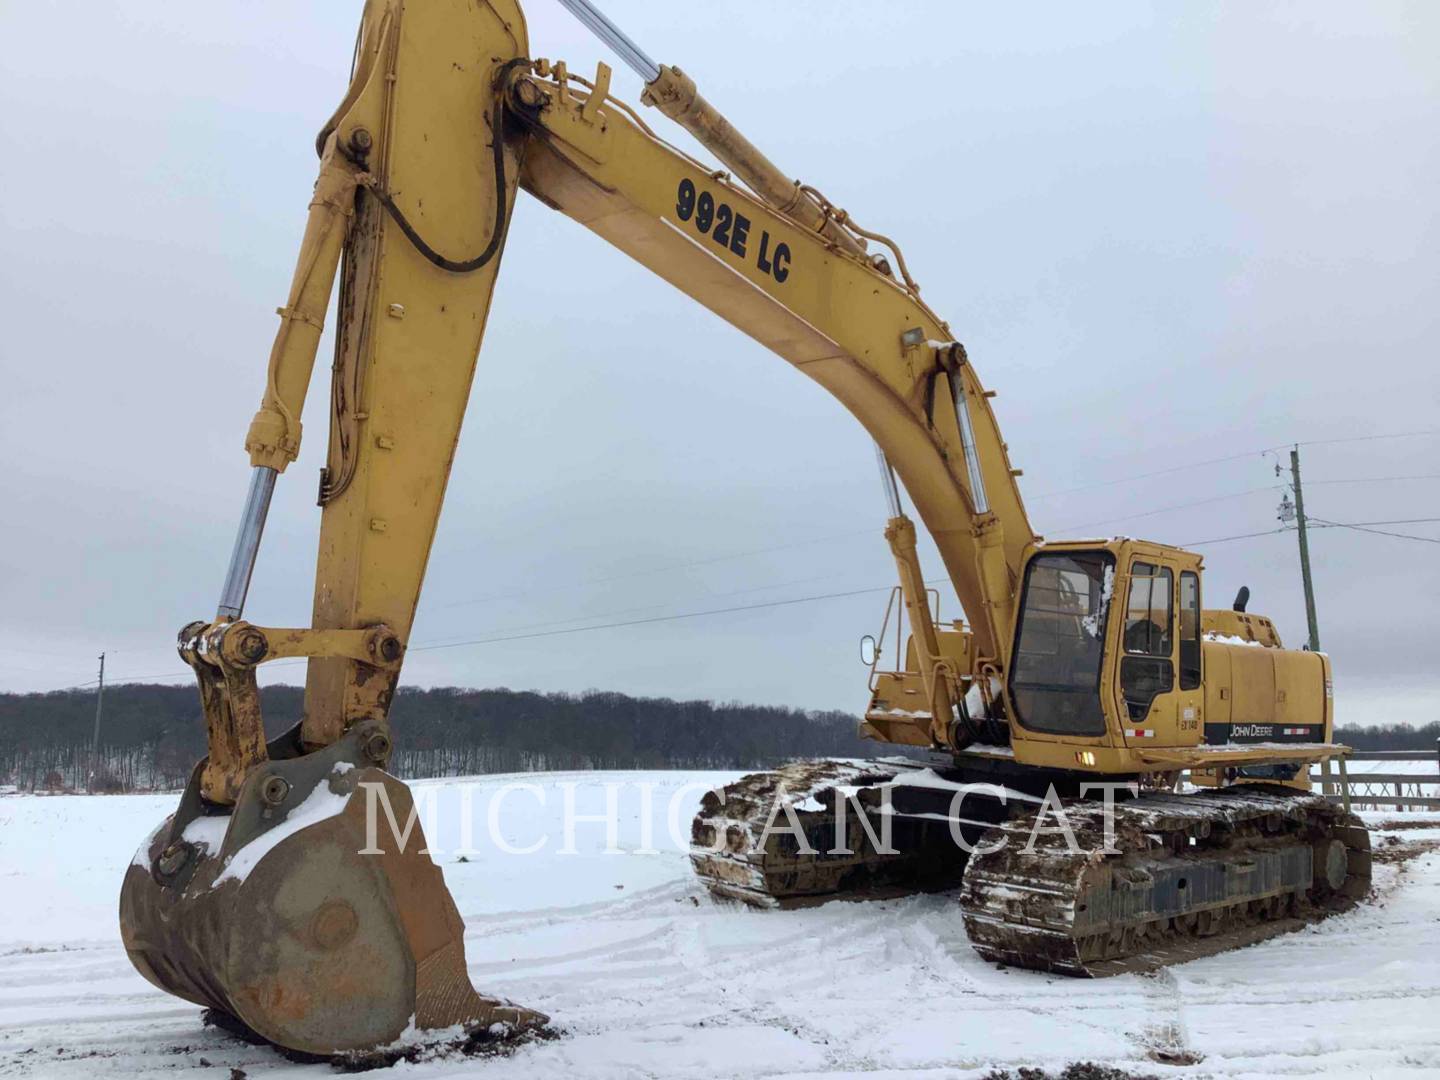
[1282,727,1311,736]
[1127,729,1156,739]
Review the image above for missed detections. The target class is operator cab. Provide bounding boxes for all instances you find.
[1006,540,1204,749]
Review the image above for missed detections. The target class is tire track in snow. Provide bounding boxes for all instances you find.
[1130,968,1199,1065]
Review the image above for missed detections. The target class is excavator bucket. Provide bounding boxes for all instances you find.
[119,722,545,1055]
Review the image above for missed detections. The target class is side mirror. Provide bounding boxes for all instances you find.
[859,634,878,667]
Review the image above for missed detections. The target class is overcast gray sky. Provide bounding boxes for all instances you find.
[1,2,1436,727]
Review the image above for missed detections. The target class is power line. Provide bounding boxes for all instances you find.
[410,584,897,655]
[29,439,1437,674]
[30,506,1440,685]
[0,660,101,678]
[21,426,1440,688]
[1032,451,1266,500]
[451,474,1405,615]
[1180,516,1440,549]
[427,466,1439,613]
[1311,517,1440,528]
[1183,527,1289,547]
[51,670,189,687]
[1283,429,1440,451]
[73,528,873,675]
[31,509,1440,689]
[1031,429,1440,501]
[418,567,861,648]
[1054,486,1275,532]
[33,677,102,693]
[1308,474,1440,486]
[1309,518,1440,545]
[433,526,875,611]
[34,579,916,688]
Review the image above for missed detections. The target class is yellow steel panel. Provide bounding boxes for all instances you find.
[303,0,529,741]
[517,88,1034,661]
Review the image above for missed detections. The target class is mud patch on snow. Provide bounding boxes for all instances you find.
[1371,833,1440,866]
[331,1025,561,1073]
[1372,816,1440,833]
[982,1065,1160,1080]
[200,1007,560,1072]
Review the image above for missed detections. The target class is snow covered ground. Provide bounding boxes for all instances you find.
[1321,757,1440,777]
[1,771,1438,1079]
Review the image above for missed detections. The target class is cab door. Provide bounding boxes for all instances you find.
[1118,560,1178,744]
[1173,569,1204,746]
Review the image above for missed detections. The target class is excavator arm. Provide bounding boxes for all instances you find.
[121,1,540,1054]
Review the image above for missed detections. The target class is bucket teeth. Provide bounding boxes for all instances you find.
[120,727,545,1056]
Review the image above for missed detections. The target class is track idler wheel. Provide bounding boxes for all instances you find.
[119,721,545,1056]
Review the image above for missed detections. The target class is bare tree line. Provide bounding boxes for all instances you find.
[6,682,1422,795]
[0,683,889,793]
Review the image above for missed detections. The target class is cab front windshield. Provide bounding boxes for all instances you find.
[1008,550,1114,736]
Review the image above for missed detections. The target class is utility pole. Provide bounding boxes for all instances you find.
[1288,447,1321,652]
[89,652,105,792]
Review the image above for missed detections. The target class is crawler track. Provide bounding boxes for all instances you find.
[691,761,1372,976]
[689,758,967,905]
[960,786,1372,976]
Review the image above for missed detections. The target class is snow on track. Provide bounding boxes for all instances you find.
[1,773,1437,1078]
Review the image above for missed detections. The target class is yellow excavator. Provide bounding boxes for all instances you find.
[120,0,1371,1057]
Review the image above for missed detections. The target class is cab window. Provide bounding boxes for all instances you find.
[1179,571,1201,691]
[1123,562,1172,657]
[1008,550,1114,737]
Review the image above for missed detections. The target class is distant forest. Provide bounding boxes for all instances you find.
[0,683,888,793]
[1331,721,1440,752]
[0,683,1433,793]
